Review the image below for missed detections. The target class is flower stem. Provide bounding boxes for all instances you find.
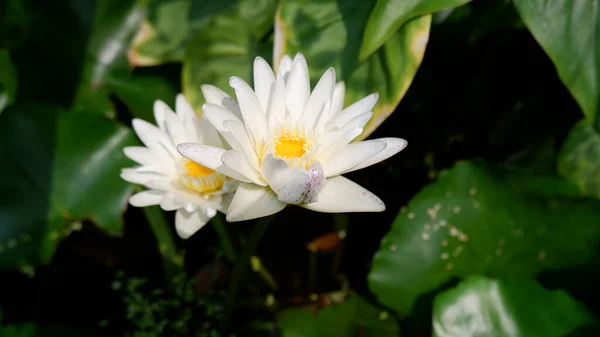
[211,213,237,262]
[221,215,274,328]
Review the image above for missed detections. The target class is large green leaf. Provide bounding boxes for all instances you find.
[359,0,473,61]
[0,103,137,268]
[275,0,431,140]
[433,276,596,337]
[558,120,600,199]
[0,49,17,113]
[182,0,276,112]
[278,295,400,337]
[368,160,600,314]
[128,0,237,67]
[513,0,599,127]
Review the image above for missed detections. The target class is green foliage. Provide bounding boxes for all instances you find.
[182,0,276,112]
[0,103,138,268]
[558,120,600,199]
[432,276,596,337]
[278,295,400,337]
[368,160,600,314]
[0,49,17,113]
[513,0,600,128]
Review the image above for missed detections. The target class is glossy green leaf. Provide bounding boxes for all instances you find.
[183,0,276,112]
[128,0,236,67]
[513,0,599,127]
[0,103,137,268]
[359,0,472,61]
[558,120,600,199]
[433,276,596,337]
[275,0,430,140]
[278,295,400,337]
[368,160,600,314]
[0,49,17,113]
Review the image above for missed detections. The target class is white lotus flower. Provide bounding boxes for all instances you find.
[121,94,236,238]
[177,54,407,222]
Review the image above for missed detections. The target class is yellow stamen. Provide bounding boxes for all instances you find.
[274,131,307,158]
[184,159,215,178]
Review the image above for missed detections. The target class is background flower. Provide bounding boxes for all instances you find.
[121,94,235,238]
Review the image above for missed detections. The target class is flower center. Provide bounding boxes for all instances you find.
[273,130,308,159]
[180,159,225,194]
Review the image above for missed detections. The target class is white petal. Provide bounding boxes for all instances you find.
[327,93,378,130]
[160,193,182,211]
[323,140,386,177]
[202,103,243,151]
[277,55,293,83]
[222,150,265,186]
[123,146,156,166]
[121,168,163,185]
[285,54,310,122]
[176,94,221,147]
[301,176,385,213]
[331,82,346,115]
[175,208,211,239]
[201,84,242,120]
[230,76,268,146]
[153,100,174,132]
[223,119,259,167]
[348,138,407,172]
[226,183,286,221]
[261,154,325,205]
[254,57,276,113]
[177,143,252,183]
[267,76,286,126]
[129,190,165,207]
[305,67,335,129]
[132,118,177,160]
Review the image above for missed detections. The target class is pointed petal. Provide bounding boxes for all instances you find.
[132,118,177,160]
[153,100,174,132]
[305,67,335,129]
[267,76,286,126]
[177,143,252,183]
[201,84,242,120]
[352,138,407,172]
[176,94,220,146]
[175,208,211,239]
[261,154,325,204]
[129,190,165,207]
[230,76,268,146]
[226,183,286,221]
[202,103,243,151]
[223,119,259,168]
[323,140,386,177]
[277,54,293,83]
[121,168,163,185]
[222,150,265,186]
[123,146,156,166]
[285,54,310,122]
[302,176,385,213]
[254,57,276,112]
[331,82,346,115]
[327,93,378,130]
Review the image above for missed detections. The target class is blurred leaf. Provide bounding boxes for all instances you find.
[558,120,600,199]
[183,0,276,112]
[359,0,472,61]
[0,49,17,113]
[432,276,596,337]
[276,0,432,140]
[109,68,179,121]
[0,322,103,337]
[0,103,137,268]
[129,0,237,67]
[513,0,599,127]
[368,160,600,314]
[278,295,400,337]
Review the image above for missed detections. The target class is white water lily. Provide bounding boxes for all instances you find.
[121,94,236,238]
[177,53,407,221]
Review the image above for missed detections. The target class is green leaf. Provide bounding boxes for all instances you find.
[359,0,473,61]
[368,160,600,314]
[558,120,600,199]
[0,103,138,268]
[278,295,400,337]
[275,0,431,140]
[128,0,237,67]
[182,0,276,112]
[513,0,599,127]
[433,276,596,337]
[0,49,17,113]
